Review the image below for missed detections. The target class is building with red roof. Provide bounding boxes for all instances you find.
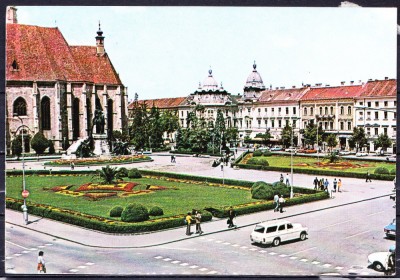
[6,7,128,154]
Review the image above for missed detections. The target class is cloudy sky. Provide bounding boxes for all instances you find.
[16,6,397,101]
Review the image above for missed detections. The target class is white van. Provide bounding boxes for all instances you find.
[250,220,308,246]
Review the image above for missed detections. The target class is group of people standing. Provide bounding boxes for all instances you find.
[185,210,203,235]
[273,194,286,213]
[313,177,342,193]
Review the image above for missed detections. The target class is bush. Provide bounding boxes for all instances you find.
[390,169,396,175]
[251,181,274,200]
[11,136,22,159]
[118,167,129,177]
[121,203,149,222]
[149,206,164,216]
[109,206,124,217]
[263,151,272,157]
[253,150,263,157]
[48,140,55,154]
[247,157,269,166]
[258,158,269,166]
[31,132,49,154]
[374,167,390,175]
[128,168,142,178]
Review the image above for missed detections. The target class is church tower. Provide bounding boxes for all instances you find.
[243,61,266,100]
[95,22,105,56]
[6,6,18,24]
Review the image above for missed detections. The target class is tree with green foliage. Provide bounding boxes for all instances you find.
[129,102,149,150]
[374,133,392,152]
[95,165,123,184]
[160,110,179,137]
[31,132,49,154]
[112,130,130,143]
[214,109,226,151]
[225,127,239,147]
[325,152,340,163]
[281,124,298,148]
[147,106,164,149]
[255,128,271,146]
[348,127,368,152]
[302,122,324,149]
[11,135,22,159]
[48,140,55,154]
[326,134,338,151]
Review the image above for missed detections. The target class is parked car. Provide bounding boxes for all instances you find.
[285,147,298,152]
[250,220,308,246]
[270,146,283,151]
[339,150,352,155]
[384,219,396,238]
[356,151,368,157]
[368,245,395,273]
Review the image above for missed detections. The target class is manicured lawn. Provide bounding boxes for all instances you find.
[241,154,396,174]
[6,174,257,219]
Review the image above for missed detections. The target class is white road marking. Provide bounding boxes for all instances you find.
[249,248,257,251]
[232,244,240,247]
[189,265,199,269]
[312,261,320,265]
[259,250,267,253]
[300,259,308,262]
[240,246,248,249]
[13,254,22,257]
[207,238,214,241]
[154,256,163,259]
[288,247,317,256]
[344,230,372,239]
[360,272,369,275]
[348,269,357,273]
[29,248,37,251]
[45,243,53,246]
[208,271,218,274]
[85,262,95,266]
[199,268,208,271]
[269,252,277,255]
[171,261,181,264]
[69,269,79,272]
[215,240,222,243]
[290,256,298,260]
[366,210,385,216]
[199,237,205,240]
[5,257,13,259]
[319,220,352,230]
[37,245,45,248]
[77,266,86,269]
[223,242,231,245]
[323,263,332,267]
[180,263,189,266]
[5,241,29,250]
[21,251,30,254]
[335,266,343,270]
[163,258,172,261]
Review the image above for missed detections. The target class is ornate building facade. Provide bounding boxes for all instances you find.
[6,7,129,154]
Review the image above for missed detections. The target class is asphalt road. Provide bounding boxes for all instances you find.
[5,196,395,276]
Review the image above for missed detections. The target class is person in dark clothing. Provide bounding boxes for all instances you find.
[227,207,236,228]
[366,171,372,182]
[313,177,319,190]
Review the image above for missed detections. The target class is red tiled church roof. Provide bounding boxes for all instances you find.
[300,85,363,101]
[128,97,187,110]
[258,87,309,103]
[6,23,122,85]
[359,79,396,98]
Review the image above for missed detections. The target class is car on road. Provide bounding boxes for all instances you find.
[384,219,396,238]
[285,147,298,153]
[250,220,308,246]
[367,245,395,273]
[270,146,282,151]
[356,151,368,157]
[339,150,352,155]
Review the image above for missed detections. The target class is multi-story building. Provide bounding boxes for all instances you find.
[6,7,129,154]
[354,78,397,153]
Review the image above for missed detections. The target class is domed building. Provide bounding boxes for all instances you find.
[243,61,266,101]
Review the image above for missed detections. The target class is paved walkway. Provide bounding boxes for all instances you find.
[5,152,396,248]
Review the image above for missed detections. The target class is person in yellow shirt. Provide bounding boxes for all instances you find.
[185,212,193,235]
[338,179,342,192]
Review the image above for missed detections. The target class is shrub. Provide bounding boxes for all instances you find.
[253,150,263,157]
[31,132,49,154]
[251,181,274,200]
[258,158,269,166]
[11,136,22,159]
[48,140,55,154]
[128,168,142,178]
[390,169,396,175]
[247,158,258,165]
[263,151,272,157]
[118,167,129,177]
[121,203,149,222]
[109,206,124,217]
[374,167,390,175]
[149,206,164,216]
[247,157,269,166]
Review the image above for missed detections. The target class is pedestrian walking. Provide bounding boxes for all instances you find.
[313,177,319,190]
[185,212,193,235]
[221,164,224,171]
[393,176,396,190]
[285,173,290,186]
[366,171,372,182]
[171,155,174,163]
[195,210,203,234]
[70,162,74,170]
[280,174,284,183]
[324,179,329,193]
[37,251,46,273]
[278,195,286,213]
[320,178,324,190]
[273,193,280,212]
[227,207,237,228]
[338,179,342,192]
[333,178,337,192]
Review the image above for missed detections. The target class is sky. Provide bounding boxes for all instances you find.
[15,6,397,102]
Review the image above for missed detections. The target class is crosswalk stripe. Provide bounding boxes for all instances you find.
[323,264,332,267]
[269,252,277,255]
[189,265,199,269]
[300,259,308,262]
[215,240,222,243]
[289,256,298,259]
[312,261,320,265]
[259,250,267,253]
[335,266,343,270]
[223,242,231,245]
[154,256,163,259]
[279,254,287,257]
[199,268,208,271]
[180,263,189,266]
[21,251,30,254]
[163,258,172,261]
[85,262,95,266]
[13,254,21,257]
[69,269,79,272]
[171,261,181,264]
[232,244,240,247]
[240,246,248,249]
[208,271,218,274]
[45,243,53,246]
[249,248,257,251]
[5,256,13,259]
[77,266,86,269]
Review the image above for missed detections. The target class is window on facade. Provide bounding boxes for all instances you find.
[286,107,289,115]
[272,120,275,128]
[304,108,308,115]
[367,102,371,107]
[293,107,296,114]
[384,128,387,135]
[359,102,363,106]
[394,113,397,119]
[367,112,371,119]
[258,108,261,113]
[367,128,371,135]
[384,101,388,107]
[394,101,397,106]
[374,128,378,135]
[348,106,351,115]
[384,112,388,119]
[264,120,268,126]
[348,122,351,130]
[264,108,267,112]
[340,122,344,130]
[181,111,183,117]
[248,108,251,113]
[272,108,275,113]
[13,97,27,116]
[324,107,328,115]
[310,107,313,115]
[181,120,184,126]
[375,112,379,119]
[359,111,363,116]
[278,108,281,113]
[319,107,322,115]
[12,59,19,70]
[40,96,51,130]
[258,120,261,128]
[375,101,379,107]
[225,110,228,116]
[340,106,344,115]
[330,122,333,130]
[293,120,297,128]
[324,122,328,129]
[286,120,289,126]
[330,107,333,115]
[278,120,282,128]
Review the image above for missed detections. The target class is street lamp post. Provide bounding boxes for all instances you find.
[14,114,28,225]
[290,126,294,198]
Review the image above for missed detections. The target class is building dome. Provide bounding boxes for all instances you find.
[201,69,219,91]
[244,62,265,91]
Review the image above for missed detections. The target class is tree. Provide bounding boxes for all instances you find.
[147,106,164,149]
[374,133,392,151]
[31,132,49,154]
[348,127,368,152]
[48,140,55,154]
[214,109,226,151]
[281,124,298,148]
[225,127,239,147]
[95,165,123,184]
[326,134,338,151]
[255,128,271,146]
[129,102,148,150]
[112,130,130,143]
[302,122,324,149]
[160,110,179,136]
[11,135,22,159]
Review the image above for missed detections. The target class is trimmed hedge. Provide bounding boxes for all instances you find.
[149,206,164,216]
[374,167,390,175]
[236,163,395,181]
[128,168,142,178]
[109,206,124,217]
[6,197,213,234]
[121,203,149,222]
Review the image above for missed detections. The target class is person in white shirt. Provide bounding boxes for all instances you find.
[278,195,286,213]
[37,251,46,273]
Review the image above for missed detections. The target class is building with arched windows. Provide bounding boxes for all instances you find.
[5,7,128,155]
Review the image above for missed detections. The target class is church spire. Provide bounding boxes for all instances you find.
[95,21,105,56]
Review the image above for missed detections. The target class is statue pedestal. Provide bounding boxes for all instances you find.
[92,133,111,158]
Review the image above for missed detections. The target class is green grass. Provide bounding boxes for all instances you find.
[6,174,256,219]
[243,155,396,174]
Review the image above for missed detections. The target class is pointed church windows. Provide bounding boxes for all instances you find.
[11,59,19,71]
[13,97,26,116]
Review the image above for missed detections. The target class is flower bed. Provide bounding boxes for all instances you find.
[44,155,152,166]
